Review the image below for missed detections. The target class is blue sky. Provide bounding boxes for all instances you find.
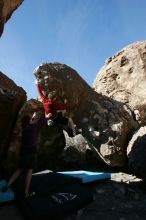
[0,0,146,99]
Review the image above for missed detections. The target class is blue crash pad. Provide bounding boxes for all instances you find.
[58,170,111,183]
[0,180,15,202]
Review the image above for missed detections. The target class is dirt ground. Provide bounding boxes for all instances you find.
[0,172,146,220]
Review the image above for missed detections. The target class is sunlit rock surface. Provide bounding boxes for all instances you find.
[93,41,146,126]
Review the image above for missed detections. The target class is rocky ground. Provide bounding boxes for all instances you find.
[0,172,146,220]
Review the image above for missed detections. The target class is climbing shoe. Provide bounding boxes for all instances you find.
[24,191,36,198]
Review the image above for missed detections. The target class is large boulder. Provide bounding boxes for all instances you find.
[93,41,146,126]
[0,71,26,166]
[33,63,138,167]
[0,0,23,37]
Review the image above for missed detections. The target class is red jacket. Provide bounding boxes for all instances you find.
[36,83,66,118]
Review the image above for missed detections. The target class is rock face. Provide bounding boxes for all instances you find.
[127,126,146,182]
[61,133,92,170]
[34,63,137,167]
[0,0,23,37]
[93,41,146,126]
[0,71,26,167]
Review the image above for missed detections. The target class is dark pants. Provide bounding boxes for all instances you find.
[53,113,74,137]
[20,152,37,170]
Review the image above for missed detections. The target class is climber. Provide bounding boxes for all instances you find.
[35,78,76,137]
[2,111,46,197]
